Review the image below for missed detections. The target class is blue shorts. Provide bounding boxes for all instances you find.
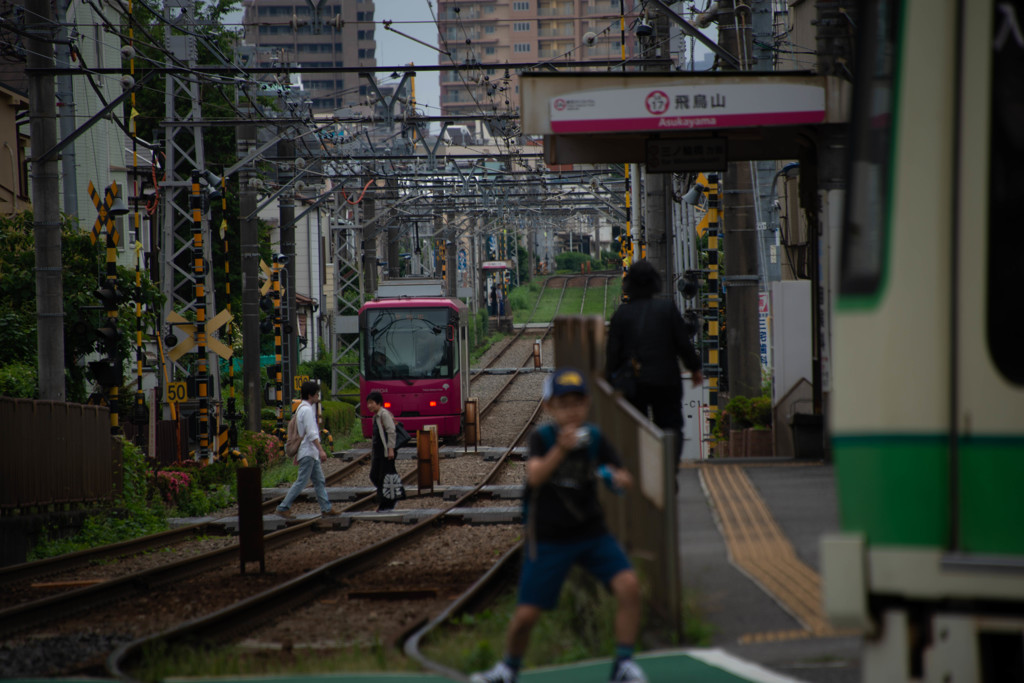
[518,533,632,610]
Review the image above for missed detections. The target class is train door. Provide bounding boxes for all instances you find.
[952,0,1024,556]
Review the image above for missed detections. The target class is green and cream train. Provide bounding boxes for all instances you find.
[823,0,1024,680]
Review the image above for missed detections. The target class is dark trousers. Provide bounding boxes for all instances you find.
[628,381,684,457]
[369,439,397,509]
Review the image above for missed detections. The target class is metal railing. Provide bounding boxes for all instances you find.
[0,398,119,511]
[552,316,681,639]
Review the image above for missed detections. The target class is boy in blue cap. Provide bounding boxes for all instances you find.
[470,367,647,683]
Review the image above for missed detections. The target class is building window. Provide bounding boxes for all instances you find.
[514,22,530,31]
[485,25,495,34]
[485,46,496,54]
[514,43,531,53]
[513,1,530,9]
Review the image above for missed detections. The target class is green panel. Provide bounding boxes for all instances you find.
[833,435,949,546]
[959,438,1024,554]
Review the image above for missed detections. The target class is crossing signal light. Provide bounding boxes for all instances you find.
[94,283,121,308]
[260,295,274,312]
[89,358,123,388]
[266,364,281,381]
[96,321,121,352]
[260,319,274,334]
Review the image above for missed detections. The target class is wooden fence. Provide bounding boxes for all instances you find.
[0,398,121,511]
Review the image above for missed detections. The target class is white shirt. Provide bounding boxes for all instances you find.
[295,400,319,460]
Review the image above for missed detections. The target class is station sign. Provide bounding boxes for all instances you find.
[549,81,825,134]
[646,137,727,172]
[481,260,511,270]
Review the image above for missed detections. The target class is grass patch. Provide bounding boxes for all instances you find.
[421,567,623,674]
[525,287,566,324]
[470,329,508,364]
[554,287,585,316]
[130,637,423,683]
[28,440,168,560]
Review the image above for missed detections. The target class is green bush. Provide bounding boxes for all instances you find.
[297,351,332,385]
[241,428,286,468]
[321,399,355,435]
[555,251,592,273]
[0,361,37,398]
[28,439,167,560]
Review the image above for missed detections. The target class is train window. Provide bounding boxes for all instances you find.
[840,0,899,297]
[363,307,454,380]
[987,0,1024,385]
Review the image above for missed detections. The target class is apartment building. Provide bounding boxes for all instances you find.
[436,0,640,137]
[241,0,377,114]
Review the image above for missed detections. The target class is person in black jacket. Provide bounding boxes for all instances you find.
[605,260,703,456]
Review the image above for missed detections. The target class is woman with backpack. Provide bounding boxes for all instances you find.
[275,381,341,519]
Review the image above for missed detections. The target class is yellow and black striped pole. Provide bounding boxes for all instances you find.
[704,174,722,417]
[104,184,120,435]
[272,259,285,435]
[191,171,211,461]
[218,176,242,462]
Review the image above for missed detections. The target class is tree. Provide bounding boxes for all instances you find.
[0,212,164,401]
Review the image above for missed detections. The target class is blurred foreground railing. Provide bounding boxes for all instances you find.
[552,316,681,640]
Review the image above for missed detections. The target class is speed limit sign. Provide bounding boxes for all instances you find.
[167,381,188,403]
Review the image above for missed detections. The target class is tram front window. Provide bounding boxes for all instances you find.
[364,308,454,380]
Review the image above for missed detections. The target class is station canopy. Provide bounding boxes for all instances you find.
[520,72,850,167]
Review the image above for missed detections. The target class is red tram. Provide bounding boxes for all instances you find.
[358,280,470,440]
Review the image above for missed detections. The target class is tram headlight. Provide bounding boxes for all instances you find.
[440,396,448,404]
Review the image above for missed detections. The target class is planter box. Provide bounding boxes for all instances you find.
[729,429,746,458]
[790,413,824,460]
[745,428,774,458]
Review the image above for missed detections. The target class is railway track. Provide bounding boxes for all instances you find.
[107,402,544,682]
[1,273,621,679]
[0,453,373,605]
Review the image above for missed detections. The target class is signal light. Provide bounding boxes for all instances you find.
[96,322,121,351]
[260,295,274,312]
[94,284,120,308]
[266,364,280,381]
[429,400,437,408]
[89,358,123,388]
[260,319,274,334]
[383,401,391,409]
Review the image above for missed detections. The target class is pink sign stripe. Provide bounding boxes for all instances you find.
[550,110,826,134]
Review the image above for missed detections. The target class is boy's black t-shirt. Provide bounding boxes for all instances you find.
[524,423,623,542]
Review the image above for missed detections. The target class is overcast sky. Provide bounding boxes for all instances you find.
[374,1,443,120]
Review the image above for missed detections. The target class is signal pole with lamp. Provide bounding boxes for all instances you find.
[88,180,129,434]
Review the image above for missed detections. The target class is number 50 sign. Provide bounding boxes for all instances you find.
[167,381,188,403]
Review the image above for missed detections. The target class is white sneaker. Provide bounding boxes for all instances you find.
[610,658,648,682]
[469,661,517,683]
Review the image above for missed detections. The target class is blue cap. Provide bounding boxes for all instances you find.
[543,367,589,400]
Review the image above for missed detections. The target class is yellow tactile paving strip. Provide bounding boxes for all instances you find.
[699,464,844,643]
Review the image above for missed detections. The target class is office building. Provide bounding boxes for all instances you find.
[241,0,377,114]
[436,0,640,138]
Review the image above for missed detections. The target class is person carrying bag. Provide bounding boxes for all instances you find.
[366,390,405,510]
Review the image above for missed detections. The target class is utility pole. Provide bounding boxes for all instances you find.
[386,178,400,280]
[55,0,77,218]
[28,0,65,401]
[641,7,674,293]
[239,119,261,431]
[361,175,378,298]
[717,0,762,400]
[278,131,296,398]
